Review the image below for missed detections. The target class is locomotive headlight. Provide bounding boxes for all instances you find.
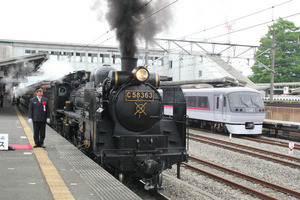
[135,67,149,82]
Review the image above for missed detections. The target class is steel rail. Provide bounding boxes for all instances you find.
[189,127,300,150]
[189,156,300,199]
[133,180,170,200]
[189,133,300,163]
[240,136,300,150]
[188,135,300,169]
[182,162,279,200]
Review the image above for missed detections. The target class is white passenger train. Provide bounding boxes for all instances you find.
[164,87,265,135]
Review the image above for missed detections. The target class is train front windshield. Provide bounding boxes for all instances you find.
[228,92,264,108]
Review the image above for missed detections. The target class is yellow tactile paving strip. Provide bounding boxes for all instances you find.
[14,106,75,200]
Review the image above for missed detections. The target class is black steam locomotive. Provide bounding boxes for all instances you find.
[19,58,188,189]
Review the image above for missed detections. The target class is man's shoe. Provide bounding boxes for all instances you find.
[33,145,39,148]
[40,145,46,148]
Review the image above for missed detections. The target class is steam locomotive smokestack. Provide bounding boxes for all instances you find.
[105,0,173,72]
[121,57,137,72]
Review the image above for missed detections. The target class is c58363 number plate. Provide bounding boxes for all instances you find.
[125,90,154,102]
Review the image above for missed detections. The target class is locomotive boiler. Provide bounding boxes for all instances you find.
[50,58,188,189]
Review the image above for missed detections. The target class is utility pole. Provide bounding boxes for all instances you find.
[145,41,149,67]
[270,28,275,103]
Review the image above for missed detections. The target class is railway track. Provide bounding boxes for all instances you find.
[188,133,300,169]
[189,127,300,150]
[129,181,170,200]
[240,136,300,150]
[182,157,300,200]
[187,156,300,199]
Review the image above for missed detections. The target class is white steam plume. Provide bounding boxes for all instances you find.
[18,60,74,89]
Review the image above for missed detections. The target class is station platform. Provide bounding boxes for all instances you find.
[0,98,141,200]
[263,119,300,133]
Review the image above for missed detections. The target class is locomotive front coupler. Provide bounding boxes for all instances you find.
[137,158,165,190]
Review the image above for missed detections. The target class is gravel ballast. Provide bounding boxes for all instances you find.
[162,130,300,199]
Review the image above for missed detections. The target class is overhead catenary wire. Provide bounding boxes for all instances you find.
[180,0,293,39]
[97,0,179,46]
[154,11,299,56]
[207,12,300,40]
[80,0,178,51]
[76,0,154,52]
[137,0,293,50]
[74,0,298,72]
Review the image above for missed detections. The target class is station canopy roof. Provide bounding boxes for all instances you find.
[0,53,48,85]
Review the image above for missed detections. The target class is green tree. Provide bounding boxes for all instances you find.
[249,19,300,83]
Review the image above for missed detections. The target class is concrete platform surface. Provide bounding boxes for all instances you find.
[0,98,141,200]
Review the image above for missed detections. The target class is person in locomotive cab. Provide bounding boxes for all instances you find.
[28,87,50,148]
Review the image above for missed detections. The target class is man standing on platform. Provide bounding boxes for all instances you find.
[28,87,50,148]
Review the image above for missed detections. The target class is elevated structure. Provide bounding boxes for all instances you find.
[1,39,298,95]
[292,87,300,95]
[0,53,48,85]
[256,82,300,97]
[0,39,253,87]
[208,55,256,88]
[0,39,165,72]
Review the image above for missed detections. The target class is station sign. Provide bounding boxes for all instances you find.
[0,134,8,150]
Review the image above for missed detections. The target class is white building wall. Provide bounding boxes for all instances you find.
[147,51,235,81]
[0,44,12,60]
[2,39,236,82]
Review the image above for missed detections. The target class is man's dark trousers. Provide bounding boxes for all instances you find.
[33,121,46,146]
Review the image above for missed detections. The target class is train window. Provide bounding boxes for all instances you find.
[88,53,98,63]
[51,51,61,55]
[216,97,219,109]
[228,92,264,108]
[223,96,226,107]
[62,52,73,62]
[64,52,73,56]
[156,58,163,66]
[25,50,36,54]
[200,56,203,63]
[187,96,197,107]
[100,54,110,63]
[198,70,202,77]
[148,57,154,65]
[197,96,209,108]
[251,94,264,107]
[75,53,86,62]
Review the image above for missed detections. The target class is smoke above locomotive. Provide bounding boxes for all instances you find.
[104,0,172,71]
